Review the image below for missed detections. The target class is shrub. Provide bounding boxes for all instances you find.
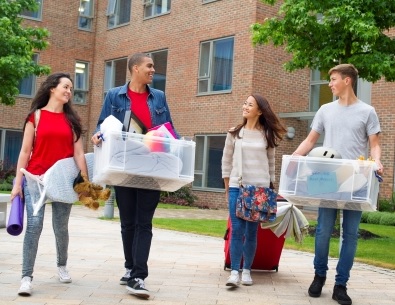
[379,213,395,226]
[361,211,395,226]
[361,211,370,223]
[160,185,198,206]
[0,182,12,191]
[366,212,382,225]
[378,198,395,213]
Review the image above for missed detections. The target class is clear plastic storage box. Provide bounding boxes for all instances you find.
[279,155,380,211]
[93,130,195,192]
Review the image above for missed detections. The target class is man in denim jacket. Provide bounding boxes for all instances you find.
[92,52,178,299]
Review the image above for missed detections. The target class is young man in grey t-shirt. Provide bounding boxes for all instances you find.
[293,64,383,305]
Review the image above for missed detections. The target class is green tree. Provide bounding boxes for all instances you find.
[251,0,395,82]
[0,0,50,105]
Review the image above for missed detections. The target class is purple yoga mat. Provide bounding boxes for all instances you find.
[7,177,25,236]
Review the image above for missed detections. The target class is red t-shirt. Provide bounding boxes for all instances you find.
[127,88,152,129]
[26,110,74,175]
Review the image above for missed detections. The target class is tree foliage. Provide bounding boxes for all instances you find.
[251,0,395,82]
[0,0,50,105]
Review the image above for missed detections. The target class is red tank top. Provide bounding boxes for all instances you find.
[26,110,74,175]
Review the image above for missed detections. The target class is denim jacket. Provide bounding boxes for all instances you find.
[95,82,179,138]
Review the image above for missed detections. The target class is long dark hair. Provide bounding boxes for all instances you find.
[229,94,286,148]
[23,72,83,141]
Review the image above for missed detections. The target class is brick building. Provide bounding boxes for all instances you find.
[0,0,394,209]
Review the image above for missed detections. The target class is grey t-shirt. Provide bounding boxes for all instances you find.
[311,100,381,160]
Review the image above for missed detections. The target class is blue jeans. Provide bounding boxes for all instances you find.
[314,207,362,286]
[114,186,160,280]
[22,180,72,279]
[228,187,259,271]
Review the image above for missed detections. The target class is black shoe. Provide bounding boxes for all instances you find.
[119,269,131,285]
[332,285,352,305]
[308,274,326,297]
[126,278,150,299]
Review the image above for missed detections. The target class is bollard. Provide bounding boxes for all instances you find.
[103,189,115,219]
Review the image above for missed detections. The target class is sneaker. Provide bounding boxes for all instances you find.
[120,268,132,285]
[308,274,326,297]
[226,270,240,287]
[58,266,72,283]
[126,278,150,299]
[332,284,352,305]
[241,269,253,286]
[18,276,32,296]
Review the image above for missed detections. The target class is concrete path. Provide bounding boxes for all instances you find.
[0,204,394,305]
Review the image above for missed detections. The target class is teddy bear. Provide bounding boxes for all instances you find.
[73,171,111,210]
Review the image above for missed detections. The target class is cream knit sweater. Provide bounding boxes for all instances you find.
[221,128,275,188]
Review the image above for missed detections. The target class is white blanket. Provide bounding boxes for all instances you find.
[21,153,94,216]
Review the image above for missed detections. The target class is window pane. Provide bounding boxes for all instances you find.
[18,54,38,96]
[193,135,226,189]
[4,130,23,170]
[212,38,234,91]
[199,42,211,78]
[206,136,226,188]
[79,0,94,30]
[114,59,127,87]
[118,0,131,24]
[310,83,332,111]
[20,0,42,19]
[144,0,171,18]
[151,50,168,91]
[104,58,127,95]
[194,136,204,171]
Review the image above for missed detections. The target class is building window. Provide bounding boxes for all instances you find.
[74,62,89,104]
[78,0,94,30]
[104,58,128,97]
[310,68,371,111]
[144,0,171,19]
[198,37,234,94]
[146,50,168,92]
[193,134,226,190]
[20,0,43,20]
[309,69,334,112]
[106,0,131,28]
[0,129,23,171]
[18,54,38,97]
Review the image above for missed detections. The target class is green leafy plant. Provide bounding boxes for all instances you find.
[160,185,198,206]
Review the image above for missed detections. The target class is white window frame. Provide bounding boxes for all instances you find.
[198,36,234,95]
[193,134,226,191]
[78,0,94,30]
[74,61,89,104]
[143,0,171,19]
[20,0,43,20]
[18,54,38,98]
[106,0,131,28]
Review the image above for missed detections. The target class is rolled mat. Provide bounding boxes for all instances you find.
[7,177,25,236]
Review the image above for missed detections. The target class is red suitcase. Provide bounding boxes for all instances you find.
[223,217,286,272]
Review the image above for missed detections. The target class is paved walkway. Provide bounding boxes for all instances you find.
[0,204,394,305]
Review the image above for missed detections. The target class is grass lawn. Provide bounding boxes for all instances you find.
[152,216,395,270]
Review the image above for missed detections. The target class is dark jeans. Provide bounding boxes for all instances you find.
[114,186,160,280]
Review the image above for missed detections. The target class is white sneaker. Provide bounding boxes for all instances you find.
[58,266,72,283]
[241,269,253,286]
[18,276,32,296]
[226,270,240,287]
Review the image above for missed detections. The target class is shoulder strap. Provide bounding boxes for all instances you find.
[34,109,41,139]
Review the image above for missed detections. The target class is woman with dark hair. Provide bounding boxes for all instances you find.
[222,94,286,287]
[11,72,89,296]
